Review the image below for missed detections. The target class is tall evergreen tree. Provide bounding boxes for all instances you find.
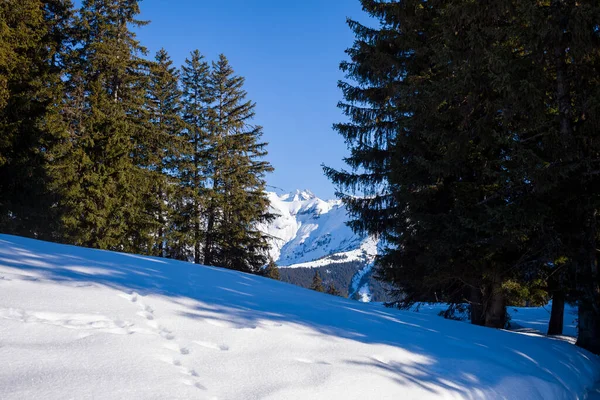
[327,0,546,328]
[203,54,273,273]
[53,0,149,250]
[524,0,600,352]
[141,48,185,257]
[328,0,600,352]
[0,0,74,239]
[179,49,212,263]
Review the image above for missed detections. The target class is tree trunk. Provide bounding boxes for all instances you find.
[194,198,201,265]
[470,285,485,326]
[203,207,214,266]
[485,276,506,328]
[158,187,165,258]
[548,290,565,335]
[577,299,600,354]
[576,212,600,354]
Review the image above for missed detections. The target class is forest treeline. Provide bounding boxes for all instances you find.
[326,0,600,354]
[0,0,273,272]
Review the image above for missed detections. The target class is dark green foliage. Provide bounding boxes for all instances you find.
[177,52,274,271]
[202,55,274,273]
[310,270,325,293]
[0,0,73,239]
[279,261,391,301]
[262,259,280,280]
[328,0,600,351]
[1,1,275,272]
[141,49,185,257]
[52,0,149,250]
[179,49,212,263]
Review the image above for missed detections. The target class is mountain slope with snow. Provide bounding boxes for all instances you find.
[261,189,377,267]
[0,234,599,399]
[260,189,382,300]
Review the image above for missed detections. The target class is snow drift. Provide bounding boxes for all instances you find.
[0,234,598,399]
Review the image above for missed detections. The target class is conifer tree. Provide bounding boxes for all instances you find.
[179,49,212,263]
[263,259,280,280]
[0,0,74,239]
[203,54,273,273]
[326,0,545,329]
[310,270,325,293]
[328,0,600,350]
[53,0,149,250]
[522,0,600,352]
[141,48,185,257]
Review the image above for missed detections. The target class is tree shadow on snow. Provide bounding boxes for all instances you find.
[0,234,596,398]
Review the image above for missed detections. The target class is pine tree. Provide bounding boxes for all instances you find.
[179,49,212,263]
[263,259,280,280]
[310,270,325,293]
[203,54,274,273]
[53,0,149,250]
[0,0,74,239]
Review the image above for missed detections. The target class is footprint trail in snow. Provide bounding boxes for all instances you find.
[119,291,210,394]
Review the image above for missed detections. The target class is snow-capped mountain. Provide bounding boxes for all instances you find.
[261,189,377,267]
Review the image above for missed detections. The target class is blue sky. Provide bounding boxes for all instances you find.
[133,0,370,199]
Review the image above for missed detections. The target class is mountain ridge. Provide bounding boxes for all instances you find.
[261,189,377,267]
[260,189,383,301]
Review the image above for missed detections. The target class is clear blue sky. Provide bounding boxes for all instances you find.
[133,0,369,199]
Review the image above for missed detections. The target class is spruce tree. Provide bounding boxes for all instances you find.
[310,270,325,292]
[179,49,212,263]
[141,48,185,257]
[327,0,547,328]
[53,0,149,250]
[0,0,74,239]
[263,259,280,280]
[203,54,274,273]
[525,0,600,352]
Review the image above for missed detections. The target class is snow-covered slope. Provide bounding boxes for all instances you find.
[261,189,376,267]
[1,234,599,399]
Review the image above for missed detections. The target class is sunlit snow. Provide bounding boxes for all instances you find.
[0,234,599,400]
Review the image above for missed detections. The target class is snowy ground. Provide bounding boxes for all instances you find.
[0,235,599,399]
[412,303,579,339]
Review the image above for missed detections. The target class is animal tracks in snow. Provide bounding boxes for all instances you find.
[118,291,210,393]
[163,342,191,355]
[0,307,134,335]
[159,326,175,340]
[193,340,230,351]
